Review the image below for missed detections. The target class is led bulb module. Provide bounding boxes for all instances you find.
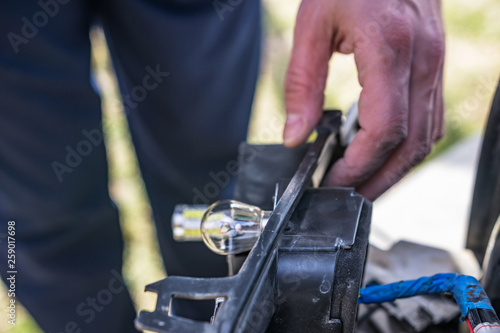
[200,200,271,255]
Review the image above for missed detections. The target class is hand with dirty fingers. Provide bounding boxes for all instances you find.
[283,0,445,200]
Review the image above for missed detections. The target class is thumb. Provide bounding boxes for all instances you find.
[283,0,335,147]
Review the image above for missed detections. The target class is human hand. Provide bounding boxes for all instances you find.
[283,0,445,201]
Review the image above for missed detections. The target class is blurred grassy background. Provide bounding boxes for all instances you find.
[1,0,499,331]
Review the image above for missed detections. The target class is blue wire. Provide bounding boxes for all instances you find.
[358,273,494,319]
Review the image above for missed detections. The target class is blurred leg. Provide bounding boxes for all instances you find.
[0,2,137,332]
[101,0,261,277]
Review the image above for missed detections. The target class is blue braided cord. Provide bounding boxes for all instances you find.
[358,273,494,318]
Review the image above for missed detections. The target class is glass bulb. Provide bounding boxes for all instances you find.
[200,200,270,255]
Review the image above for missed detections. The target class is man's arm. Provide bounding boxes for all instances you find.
[283,0,445,201]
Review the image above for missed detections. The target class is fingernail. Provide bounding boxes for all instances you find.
[283,114,305,147]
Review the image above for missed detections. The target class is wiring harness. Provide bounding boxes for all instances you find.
[359,273,500,333]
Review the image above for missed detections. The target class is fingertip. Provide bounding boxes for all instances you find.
[283,114,307,147]
[324,157,360,188]
[356,187,380,202]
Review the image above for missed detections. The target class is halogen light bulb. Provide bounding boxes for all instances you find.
[200,200,271,255]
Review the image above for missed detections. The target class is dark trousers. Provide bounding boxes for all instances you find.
[0,0,261,332]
